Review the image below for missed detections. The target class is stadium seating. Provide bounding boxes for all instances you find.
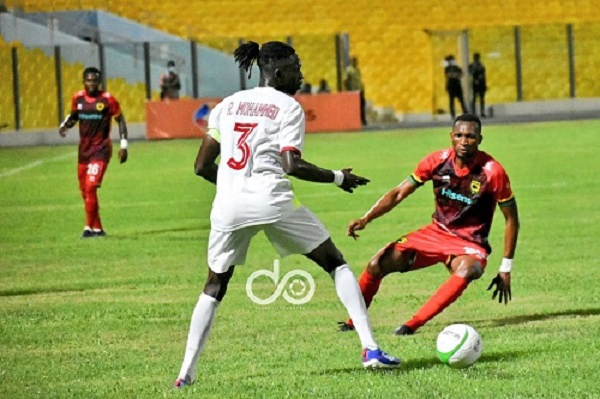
[0,37,15,131]
[0,34,149,130]
[5,0,600,123]
[574,23,600,98]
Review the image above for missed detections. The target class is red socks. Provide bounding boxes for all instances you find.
[346,270,382,327]
[345,271,469,332]
[404,274,469,331]
[84,187,103,231]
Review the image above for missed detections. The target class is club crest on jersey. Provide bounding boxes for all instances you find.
[96,103,105,111]
[396,236,408,244]
[470,180,481,194]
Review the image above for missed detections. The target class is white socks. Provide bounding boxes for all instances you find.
[331,264,378,351]
[178,293,219,380]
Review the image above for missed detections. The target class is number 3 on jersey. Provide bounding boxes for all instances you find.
[227,122,258,170]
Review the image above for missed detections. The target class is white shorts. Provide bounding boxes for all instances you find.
[207,206,330,273]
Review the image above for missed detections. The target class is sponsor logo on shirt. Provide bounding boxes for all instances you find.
[441,188,473,205]
[79,113,103,120]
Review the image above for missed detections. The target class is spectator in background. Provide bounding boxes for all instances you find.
[160,60,181,100]
[317,78,331,94]
[59,67,129,238]
[345,56,367,126]
[444,55,467,119]
[469,53,487,117]
[300,82,313,94]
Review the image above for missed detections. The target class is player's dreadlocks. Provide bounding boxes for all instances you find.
[233,41,297,79]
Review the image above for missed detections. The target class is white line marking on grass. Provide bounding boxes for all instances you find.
[0,152,75,178]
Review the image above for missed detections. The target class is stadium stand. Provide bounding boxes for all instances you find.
[4,0,600,125]
[0,37,15,131]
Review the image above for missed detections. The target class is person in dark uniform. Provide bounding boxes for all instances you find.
[469,53,487,117]
[59,67,129,238]
[444,55,467,119]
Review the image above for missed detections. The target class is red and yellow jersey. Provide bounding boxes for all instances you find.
[409,148,515,253]
[70,90,121,163]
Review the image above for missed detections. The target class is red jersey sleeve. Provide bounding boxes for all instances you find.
[71,91,83,112]
[410,149,451,186]
[484,160,515,206]
[104,92,122,118]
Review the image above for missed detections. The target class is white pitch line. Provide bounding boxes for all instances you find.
[0,152,75,178]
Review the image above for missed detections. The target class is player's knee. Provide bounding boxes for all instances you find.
[203,268,234,300]
[365,259,384,278]
[468,263,484,280]
[83,184,98,197]
[369,247,412,277]
[454,260,484,281]
[305,239,345,274]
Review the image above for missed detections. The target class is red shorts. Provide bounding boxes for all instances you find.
[78,161,108,192]
[391,223,489,270]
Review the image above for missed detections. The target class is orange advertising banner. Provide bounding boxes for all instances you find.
[145,92,361,140]
[145,98,221,140]
[295,91,362,133]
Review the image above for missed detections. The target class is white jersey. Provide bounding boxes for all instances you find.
[207,86,305,231]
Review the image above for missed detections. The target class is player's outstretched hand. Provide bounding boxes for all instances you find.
[339,168,370,193]
[58,126,67,137]
[487,272,511,305]
[118,148,128,164]
[347,218,367,240]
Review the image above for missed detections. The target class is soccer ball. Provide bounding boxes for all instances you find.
[436,324,482,369]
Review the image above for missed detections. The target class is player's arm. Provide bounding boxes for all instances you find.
[347,178,418,239]
[501,201,519,260]
[58,112,78,137]
[488,200,520,305]
[115,113,129,164]
[281,150,369,193]
[194,134,220,184]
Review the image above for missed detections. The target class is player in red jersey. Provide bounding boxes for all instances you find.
[338,113,520,335]
[59,67,129,238]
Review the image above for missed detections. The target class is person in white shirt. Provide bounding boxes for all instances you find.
[174,41,400,389]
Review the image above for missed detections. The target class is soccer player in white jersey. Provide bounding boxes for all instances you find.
[174,41,400,388]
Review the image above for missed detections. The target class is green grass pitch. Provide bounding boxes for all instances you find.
[1,119,599,398]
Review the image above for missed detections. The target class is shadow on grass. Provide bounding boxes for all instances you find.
[0,282,139,297]
[477,349,535,363]
[107,225,205,240]
[306,357,441,376]
[484,308,600,327]
[0,285,95,297]
[305,348,535,376]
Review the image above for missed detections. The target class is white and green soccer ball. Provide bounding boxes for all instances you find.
[436,324,482,368]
